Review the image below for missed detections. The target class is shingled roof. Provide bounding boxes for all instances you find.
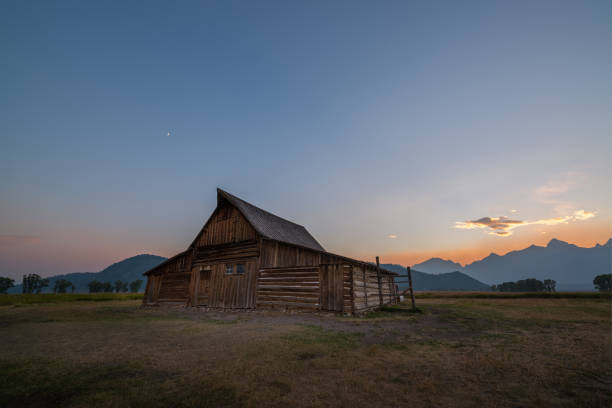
[217,188,325,252]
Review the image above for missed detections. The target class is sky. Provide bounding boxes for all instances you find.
[1,0,611,280]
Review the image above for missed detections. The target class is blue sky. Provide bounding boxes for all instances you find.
[1,0,611,278]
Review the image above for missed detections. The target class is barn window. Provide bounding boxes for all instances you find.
[236,264,245,274]
[225,264,234,274]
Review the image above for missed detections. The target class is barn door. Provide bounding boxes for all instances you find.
[320,264,344,312]
[192,266,211,306]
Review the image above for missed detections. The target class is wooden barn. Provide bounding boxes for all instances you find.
[143,189,398,315]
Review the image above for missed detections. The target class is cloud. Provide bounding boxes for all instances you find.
[534,172,587,215]
[510,209,518,214]
[387,234,398,239]
[454,210,595,237]
[0,235,40,247]
[573,209,595,221]
[455,217,525,236]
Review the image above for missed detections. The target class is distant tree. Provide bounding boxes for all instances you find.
[102,282,114,293]
[53,279,74,294]
[0,277,15,294]
[543,279,556,292]
[22,274,50,294]
[593,274,611,292]
[88,280,103,293]
[129,279,143,293]
[494,278,547,292]
[114,280,128,293]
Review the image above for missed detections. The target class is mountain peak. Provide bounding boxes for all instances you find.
[547,238,570,248]
[412,257,464,274]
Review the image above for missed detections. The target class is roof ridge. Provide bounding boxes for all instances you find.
[217,188,307,229]
[216,188,325,252]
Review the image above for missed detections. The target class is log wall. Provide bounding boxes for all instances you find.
[256,266,320,311]
[152,252,191,304]
[352,264,397,313]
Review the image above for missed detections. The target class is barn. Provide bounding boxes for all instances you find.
[143,189,398,314]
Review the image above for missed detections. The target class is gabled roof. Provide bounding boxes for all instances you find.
[217,188,325,252]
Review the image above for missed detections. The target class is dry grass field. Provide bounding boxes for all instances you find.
[1,294,610,407]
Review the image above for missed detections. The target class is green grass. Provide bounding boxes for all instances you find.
[365,304,423,319]
[0,359,241,408]
[0,293,144,306]
[414,291,611,299]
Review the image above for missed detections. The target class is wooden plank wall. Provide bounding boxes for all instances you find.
[156,254,191,304]
[352,265,397,312]
[143,275,162,305]
[201,261,258,309]
[256,266,320,311]
[195,240,259,263]
[196,205,258,247]
[343,265,353,314]
[319,264,344,311]
[259,240,321,268]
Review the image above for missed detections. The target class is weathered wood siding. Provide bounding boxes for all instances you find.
[351,265,396,312]
[196,204,257,247]
[154,253,191,304]
[189,239,260,309]
[189,261,258,309]
[319,264,346,312]
[256,266,320,310]
[259,240,321,268]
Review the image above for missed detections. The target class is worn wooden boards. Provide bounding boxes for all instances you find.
[352,264,397,313]
[256,267,320,310]
[195,204,258,247]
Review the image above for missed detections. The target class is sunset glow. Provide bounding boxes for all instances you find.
[1,1,610,279]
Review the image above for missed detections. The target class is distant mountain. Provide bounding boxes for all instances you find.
[464,238,611,287]
[8,254,167,294]
[411,238,611,290]
[381,264,490,291]
[412,257,465,274]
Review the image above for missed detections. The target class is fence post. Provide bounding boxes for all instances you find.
[407,266,416,310]
[376,256,383,306]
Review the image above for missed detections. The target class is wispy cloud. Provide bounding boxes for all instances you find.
[387,234,398,239]
[0,235,40,247]
[454,210,595,237]
[534,172,586,215]
[573,209,596,221]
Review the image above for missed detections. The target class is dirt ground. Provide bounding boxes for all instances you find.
[1,297,610,407]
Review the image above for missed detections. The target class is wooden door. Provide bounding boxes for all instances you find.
[320,264,344,312]
[193,267,212,306]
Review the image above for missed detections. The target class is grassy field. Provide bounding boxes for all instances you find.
[412,291,611,299]
[0,293,143,306]
[1,294,610,407]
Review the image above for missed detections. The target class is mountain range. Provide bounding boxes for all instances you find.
[6,238,609,293]
[8,254,167,294]
[380,265,490,292]
[412,238,611,291]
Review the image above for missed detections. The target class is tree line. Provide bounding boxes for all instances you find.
[491,278,557,292]
[87,279,143,293]
[0,274,144,294]
[2,273,610,294]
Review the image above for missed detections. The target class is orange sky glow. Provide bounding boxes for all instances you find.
[375,221,611,267]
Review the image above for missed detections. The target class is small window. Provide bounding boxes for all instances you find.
[236,264,245,274]
[225,264,234,275]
